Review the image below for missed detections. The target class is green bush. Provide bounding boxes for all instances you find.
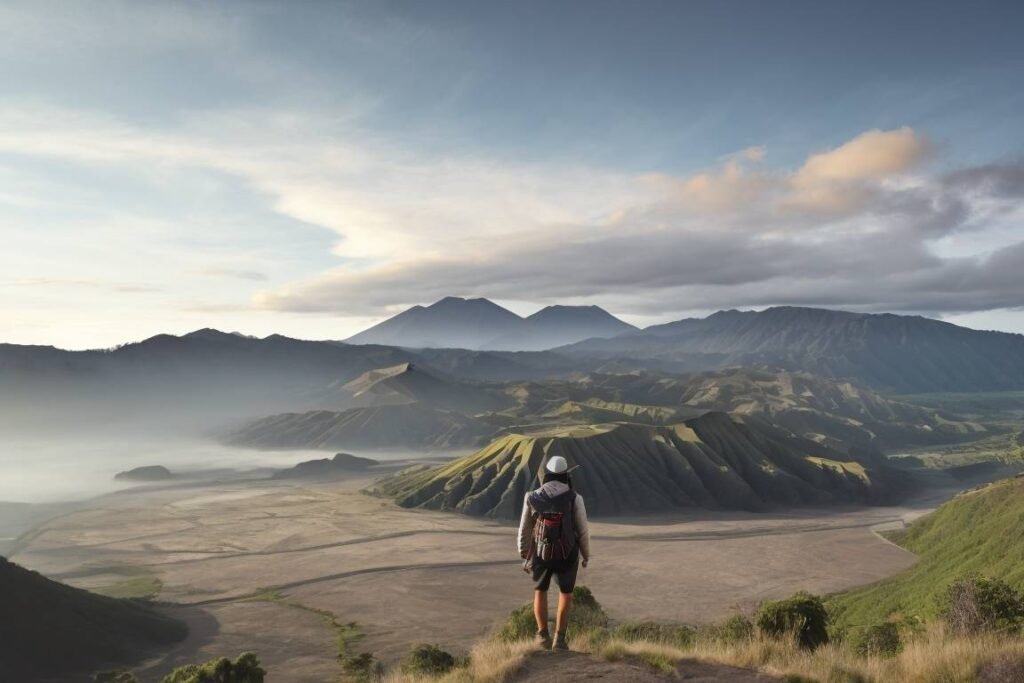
[160,652,265,683]
[699,614,755,644]
[496,585,609,642]
[341,652,382,682]
[941,575,1024,635]
[400,644,456,676]
[569,586,610,636]
[755,592,829,650]
[850,622,902,657]
[613,621,695,648]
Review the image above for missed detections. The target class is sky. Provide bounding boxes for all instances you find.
[1,0,1024,349]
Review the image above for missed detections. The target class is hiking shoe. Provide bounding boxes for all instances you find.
[553,632,569,650]
[534,629,552,649]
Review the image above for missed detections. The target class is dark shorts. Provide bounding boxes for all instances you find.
[531,551,579,594]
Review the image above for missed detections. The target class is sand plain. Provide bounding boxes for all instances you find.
[9,473,929,682]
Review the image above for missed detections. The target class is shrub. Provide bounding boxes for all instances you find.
[496,585,609,642]
[699,613,755,644]
[341,652,382,682]
[568,586,610,636]
[400,644,456,676]
[941,575,1024,635]
[495,604,536,642]
[850,622,902,657]
[755,592,829,650]
[613,621,695,648]
[160,652,265,683]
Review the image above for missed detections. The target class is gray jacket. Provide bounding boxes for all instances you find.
[517,480,591,562]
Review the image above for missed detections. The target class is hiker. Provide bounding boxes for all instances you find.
[517,455,591,651]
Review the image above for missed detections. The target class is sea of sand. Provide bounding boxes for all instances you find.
[4,449,955,683]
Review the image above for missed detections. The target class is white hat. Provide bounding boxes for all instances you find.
[545,455,576,474]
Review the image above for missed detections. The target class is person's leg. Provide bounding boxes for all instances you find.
[552,557,579,649]
[533,589,548,632]
[554,591,574,637]
[532,569,553,647]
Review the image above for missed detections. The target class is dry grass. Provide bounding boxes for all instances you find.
[379,625,1024,682]
[382,639,535,683]
[595,624,1024,683]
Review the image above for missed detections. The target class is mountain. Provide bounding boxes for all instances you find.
[647,369,988,451]
[272,452,378,479]
[0,556,187,682]
[489,305,638,351]
[0,330,582,436]
[346,297,525,349]
[345,297,635,351]
[114,465,173,481]
[312,361,507,413]
[561,306,1024,392]
[224,403,493,450]
[828,475,1024,630]
[500,369,987,453]
[374,412,909,518]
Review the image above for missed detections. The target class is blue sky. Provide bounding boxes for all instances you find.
[1,0,1023,348]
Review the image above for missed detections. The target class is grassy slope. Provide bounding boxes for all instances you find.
[374,412,907,518]
[382,585,1024,683]
[828,476,1024,629]
[0,557,187,681]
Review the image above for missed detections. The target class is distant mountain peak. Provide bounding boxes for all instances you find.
[346,298,636,351]
[429,296,513,312]
[342,362,416,394]
[528,304,618,320]
[183,328,244,341]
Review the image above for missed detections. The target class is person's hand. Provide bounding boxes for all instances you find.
[582,558,589,568]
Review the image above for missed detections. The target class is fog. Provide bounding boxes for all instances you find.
[0,437,443,505]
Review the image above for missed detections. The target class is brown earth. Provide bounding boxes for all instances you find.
[9,474,928,681]
[512,651,778,682]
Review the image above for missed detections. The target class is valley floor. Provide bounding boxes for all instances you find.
[8,475,945,682]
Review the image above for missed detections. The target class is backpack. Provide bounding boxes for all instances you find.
[528,488,577,566]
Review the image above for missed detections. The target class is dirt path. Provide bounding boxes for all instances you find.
[512,651,779,682]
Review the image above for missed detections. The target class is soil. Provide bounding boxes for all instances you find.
[9,474,924,681]
[512,651,779,682]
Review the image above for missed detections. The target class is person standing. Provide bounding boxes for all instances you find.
[517,455,591,650]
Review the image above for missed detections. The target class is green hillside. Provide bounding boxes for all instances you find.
[374,412,908,518]
[828,475,1024,629]
[504,369,987,453]
[0,556,187,682]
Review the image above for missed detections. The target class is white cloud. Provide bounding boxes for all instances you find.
[0,104,1022,326]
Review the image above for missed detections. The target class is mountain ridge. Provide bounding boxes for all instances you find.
[374,412,909,518]
[0,556,187,682]
[560,305,1024,392]
[345,297,636,351]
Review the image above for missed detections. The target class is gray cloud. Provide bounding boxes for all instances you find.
[258,149,1024,319]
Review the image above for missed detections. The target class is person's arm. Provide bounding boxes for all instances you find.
[517,493,534,558]
[574,495,591,564]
